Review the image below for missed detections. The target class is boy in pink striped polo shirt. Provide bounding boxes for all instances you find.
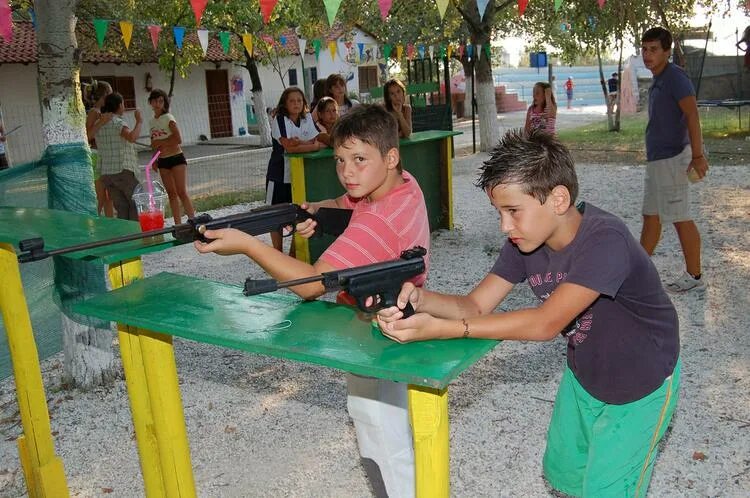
[196,104,430,498]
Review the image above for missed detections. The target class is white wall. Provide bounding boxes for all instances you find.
[316,29,379,99]
[0,64,44,164]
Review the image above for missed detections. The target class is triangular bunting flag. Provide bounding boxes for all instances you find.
[242,33,253,56]
[28,7,36,30]
[120,21,133,50]
[260,0,278,24]
[312,39,321,59]
[219,31,230,54]
[417,45,425,59]
[328,40,337,61]
[190,0,209,26]
[477,44,482,61]
[358,42,365,61]
[148,25,161,50]
[93,19,108,48]
[173,26,185,50]
[466,44,474,60]
[458,44,465,59]
[446,44,453,59]
[0,0,12,43]
[378,0,393,20]
[518,0,529,16]
[298,38,307,57]
[323,0,343,26]
[598,0,606,8]
[477,0,490,19]
[407,44,415,60]
[280,35,287,47]
[436,0,449,19]
[554,0,563,11]
[396,44,404,60]
[383,44,392,60]
[485,44,491,59]
[428,45,434,59]
[197,29,209,55]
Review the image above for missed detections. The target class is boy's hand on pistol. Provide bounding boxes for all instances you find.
[194,228,253,256]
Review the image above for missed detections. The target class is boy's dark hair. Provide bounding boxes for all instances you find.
[148,89,170,112]
[331,104,401,172]
[101,93,124,114]
[476,129,578,205]
[315,96,337,115]
[641,27,672,51]
[276,87,309,119]
[383,79,407,112]
[310,79,327,108]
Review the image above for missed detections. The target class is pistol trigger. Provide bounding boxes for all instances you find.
[401,302,415,319]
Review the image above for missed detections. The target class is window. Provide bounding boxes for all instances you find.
[309,67,318,83]
[80,75,136,110]
[358,66,378,93]
[288,68,298,86]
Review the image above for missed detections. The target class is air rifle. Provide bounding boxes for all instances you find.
[17,203,352,263]
[243,246,427,318]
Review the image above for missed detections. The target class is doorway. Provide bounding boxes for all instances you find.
[205,70,232,138]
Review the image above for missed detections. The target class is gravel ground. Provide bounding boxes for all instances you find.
[1,153,748,497]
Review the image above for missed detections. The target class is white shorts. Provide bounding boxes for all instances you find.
[643,145,692,224]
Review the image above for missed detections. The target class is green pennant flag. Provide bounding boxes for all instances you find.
[219,31,231,54]
[383,43,392,60]
[312,39,321,59]
[439,44,446,58]
[485,44,491,59]
[554,0,563,10]
[93,19,108,49]
[323,0,342,26]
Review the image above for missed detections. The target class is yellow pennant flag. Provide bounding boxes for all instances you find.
[446,43,453,59]
[120,21,133,50]
[396,44,404,60]
[328,40,337,61]
[436,0,449,19]
[242,33,253,56]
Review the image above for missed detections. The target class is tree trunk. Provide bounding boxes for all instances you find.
[245,53,272,147]
[35,0,116,389]
[596,45,615,131]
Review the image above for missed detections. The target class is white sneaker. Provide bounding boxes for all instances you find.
[665,271,707,293]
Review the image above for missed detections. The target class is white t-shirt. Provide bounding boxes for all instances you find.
[149,112,176,141]
[271,114,319,182]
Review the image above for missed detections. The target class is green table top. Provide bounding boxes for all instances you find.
[287,130,461,159]
[74,272,498,388]
[0,207,178,264]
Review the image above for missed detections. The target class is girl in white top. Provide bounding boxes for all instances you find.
[266,86,321,254]
[148,89,195,224]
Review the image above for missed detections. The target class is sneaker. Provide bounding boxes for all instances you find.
[665,271,707,293]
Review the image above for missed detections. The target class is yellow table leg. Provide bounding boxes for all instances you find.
[441,137,454,230]
[137,327,196,497]
[0,243,69,497]
[408,384,449,498]
[108,259,166,497]
[289,156,311,263]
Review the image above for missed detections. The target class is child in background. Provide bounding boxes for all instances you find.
[265,87,322,254]
[196,105,430,498]
[95,93,142,220]
[524,82,557,135]
[383,79,412,138]
[309,78,328,122]
[314,96,338,147]
[326,73,360,116]
[148,89,195,225]
[84,79,113,215]
[378,129,680,498]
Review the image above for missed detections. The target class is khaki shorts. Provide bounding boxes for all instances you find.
[643,146,692,223]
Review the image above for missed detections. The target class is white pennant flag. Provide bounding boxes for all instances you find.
[298,38,307,58]
[477,43,482,61]
[428,45,434,59]
[197,29,209,55]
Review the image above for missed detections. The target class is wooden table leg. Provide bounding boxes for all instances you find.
[408,384,449,498]
[108,259,166,497]
[0,243,68,497]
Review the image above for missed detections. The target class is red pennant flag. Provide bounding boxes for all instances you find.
[190,0,209,26]
[378,0,393,20]
[260,0,278,24]
[147,25,161,50]
[598,0,605,7]
[518,0,529,16]
[0,0,12,43]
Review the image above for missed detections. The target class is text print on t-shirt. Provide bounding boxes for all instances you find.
[528,270,594,345]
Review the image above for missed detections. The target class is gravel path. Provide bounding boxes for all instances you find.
[1,154,748,497]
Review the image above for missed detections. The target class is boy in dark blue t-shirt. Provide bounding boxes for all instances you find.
[377,129,680,497]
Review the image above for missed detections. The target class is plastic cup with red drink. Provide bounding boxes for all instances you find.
[132,181,167,234]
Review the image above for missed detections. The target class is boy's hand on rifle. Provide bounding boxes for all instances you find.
[294,202,318,239]
[193,228,254,256]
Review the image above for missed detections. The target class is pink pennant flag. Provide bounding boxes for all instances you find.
[260,0,279,24]
[598,0,606,7]
[0,0,13,43]
[407,43,415,60]
[458,44,465,59]
[190,0,209,26]
[518,0,529,16]
[147,25,162,50]
[378,0,393,20]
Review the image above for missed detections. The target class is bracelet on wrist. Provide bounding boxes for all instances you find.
[692,155,704,160]
[461,318,470,339]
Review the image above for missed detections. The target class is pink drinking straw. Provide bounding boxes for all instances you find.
[144,150,161,211]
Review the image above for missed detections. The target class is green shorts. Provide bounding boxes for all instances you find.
[543,359,680,497]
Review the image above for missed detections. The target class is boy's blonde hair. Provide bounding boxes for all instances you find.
[331,104,401,172]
